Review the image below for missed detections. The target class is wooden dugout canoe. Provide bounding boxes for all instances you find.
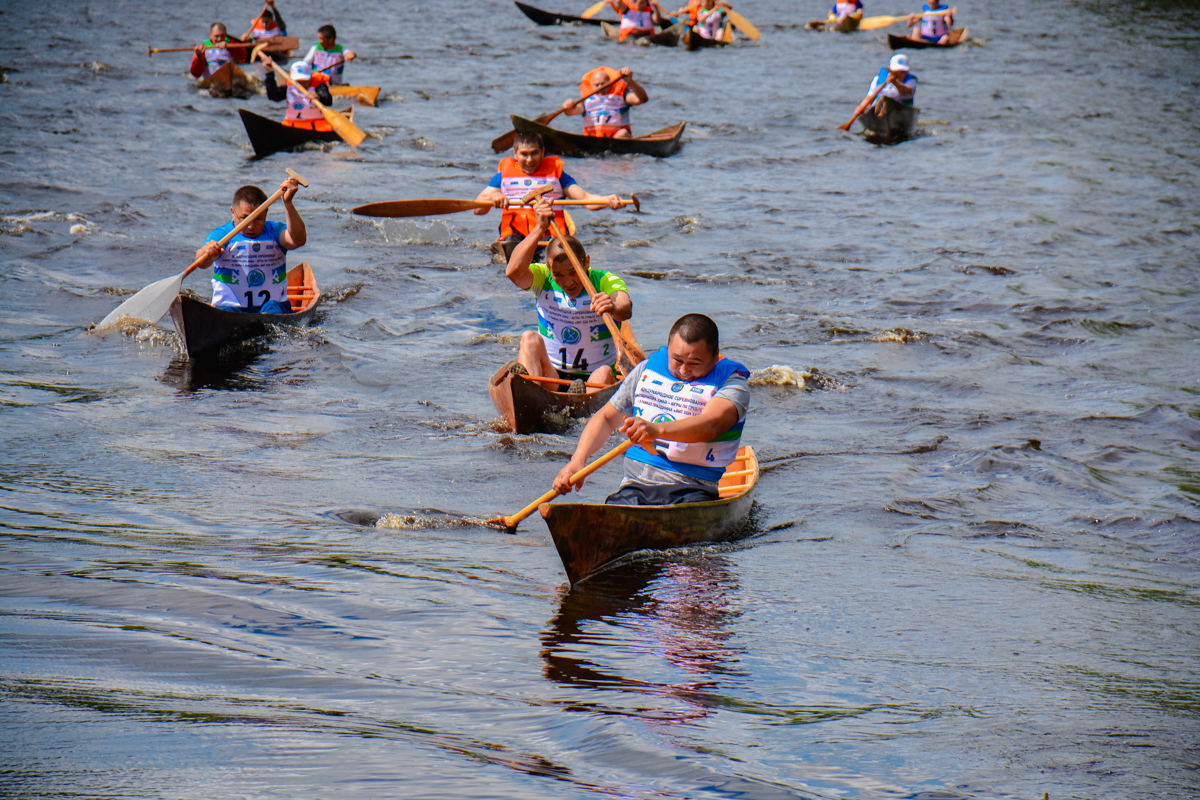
[330,85,381,106]
[541,445,760,586]
[514,1,611,26]
[683,26,728,50]
[238,106,355,158]
[834,14,862,32]
[601,20,683,46]
[510,115,685,158]
[198,62,258,98]
[887,27,967,49]
[489,355,623,434]
[490,210,576,263]
[167,263,321,358]
[858,96,919,144]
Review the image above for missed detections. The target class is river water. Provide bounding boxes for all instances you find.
[2,0,1198,797]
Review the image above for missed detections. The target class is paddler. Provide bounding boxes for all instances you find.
[243,1,287,43]
[262,58,334,131]
[562,67,648,139]
[850,53,917,119]
[192,176,307,313]
[474,131,623,252]
[552,313,750,505]
[692,0,733,41]
[673,0,730,28]
[505,197,633,392]
[603,0,669,42]
[189,23,248,81]
[830,0,864,25]
[302,24,356,86]
[906,0,954,44]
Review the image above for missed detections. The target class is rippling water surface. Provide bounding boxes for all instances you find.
[2,0,1198,797]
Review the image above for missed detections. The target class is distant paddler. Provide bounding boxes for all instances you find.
[244,0,287,43]
[262,58,334,131]
[552,313,750,505]
[906,0,954,44]
[189,23,250,81]
[604,0,671,41]
[690,0,733,42]
[192,175,308,313]
[302,24,356,85]
[831,0,864,26]
[847,53,917,123]
[506,196,633,393]
[562,67,648,139]
[474,130,624,253]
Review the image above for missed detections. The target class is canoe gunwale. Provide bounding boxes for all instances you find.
[238,107,354,159]
[886,28,966,50]
[510,115,685,158]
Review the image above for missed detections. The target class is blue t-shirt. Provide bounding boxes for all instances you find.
[487,170,577,190]
[205,219,294,308]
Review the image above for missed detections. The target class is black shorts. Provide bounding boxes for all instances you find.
[605,483,719,506]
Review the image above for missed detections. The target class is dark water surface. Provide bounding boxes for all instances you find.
[2,0,1198,797]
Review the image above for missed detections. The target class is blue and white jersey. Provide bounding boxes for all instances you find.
[205,219,291,309]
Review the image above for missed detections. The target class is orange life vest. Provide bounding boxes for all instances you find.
[497,156,568,239]
[579,68,631,138]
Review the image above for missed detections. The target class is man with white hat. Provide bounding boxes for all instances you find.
[850,53,917,121]
[261,57,334,131]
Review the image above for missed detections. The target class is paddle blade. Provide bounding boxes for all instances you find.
[352,199,492,218]
[581,0,608,19]
[859,14,903,30]
[727,11,760,40]
[319,105,367,147]
[95,271,185,330]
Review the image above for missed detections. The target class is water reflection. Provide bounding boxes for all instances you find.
[159,351,268,393]
[541,555,744,723]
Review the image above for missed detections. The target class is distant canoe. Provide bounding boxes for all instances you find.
[515,1,610,26]
[238,106,355,158]
[198,62,258,98]
[490,210,576,263]
[601,20,683,46]
[834,14,861,32]
[887,28,968,49]
[168,263,321,359]
[541,445,760,586]
[329,85,381,106]
[510,114,685,158]
[488,355,622,434]
[858,97,918,145]
[683,26,727,50]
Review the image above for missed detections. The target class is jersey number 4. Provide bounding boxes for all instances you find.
[559,348,588,373]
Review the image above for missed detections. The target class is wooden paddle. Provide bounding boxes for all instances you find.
[726,10,760,40]
[262,58,367,148]
[581,0,611,19]
[491,74,622,153]
[352,195,640,218]
[314,58,350,76]
[860,7,955,31]
[839,83,887,131]
[488,440,633,529]
[96,169,308,331]
[148,37,298,56]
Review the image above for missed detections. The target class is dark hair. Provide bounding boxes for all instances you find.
[261,10,275,22]
[512,131,544,152]
[318,24,337,39]
[232,185,268,209]
[669,313,719,355]
[546,235,586,263]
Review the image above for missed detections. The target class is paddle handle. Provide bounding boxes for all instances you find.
[500,440,634,528]
[183,168,308,278]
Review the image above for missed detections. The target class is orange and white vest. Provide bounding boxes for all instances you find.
[201,39,232,79]
[498,156,568,238]
[250,20,283,40]
[583,94,631,137]
[285,75,328,121]
[620,8,654,40]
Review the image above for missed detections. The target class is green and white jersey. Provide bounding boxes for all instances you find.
[528,262,627,376]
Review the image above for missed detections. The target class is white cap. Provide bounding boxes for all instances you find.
[889,54,910,72]
[289,61,312,80]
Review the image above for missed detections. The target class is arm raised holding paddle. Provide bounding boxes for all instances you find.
[193,175,305,273]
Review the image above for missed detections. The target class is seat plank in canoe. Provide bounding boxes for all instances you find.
[510,115,685,158]
[168,263,321,359]
[541,445,760,586]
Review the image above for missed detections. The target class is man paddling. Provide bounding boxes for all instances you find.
[562,67,648,139]
[553,314,750,505]
[692,0,733,40]
[850,53,917,119]
[244,1,287,43]
[830,0,864,25]
[192,176,307,313]
[189,23,248,81]
[907,0,954,43]
[603,0,669,41]
[474,131,623,252]
[262,58,334,131]
[506,197,632,393]
[302,24,356,86]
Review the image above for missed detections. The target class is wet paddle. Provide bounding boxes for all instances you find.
[860,7,955,30]
[490,74,621,153]
[352,195,640,218]
[148,37,299,56]
[839,83,886,131]
[726,10,760,40]
[263,59,367,148]
[96,169,308,331]
[487,440,633,529]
